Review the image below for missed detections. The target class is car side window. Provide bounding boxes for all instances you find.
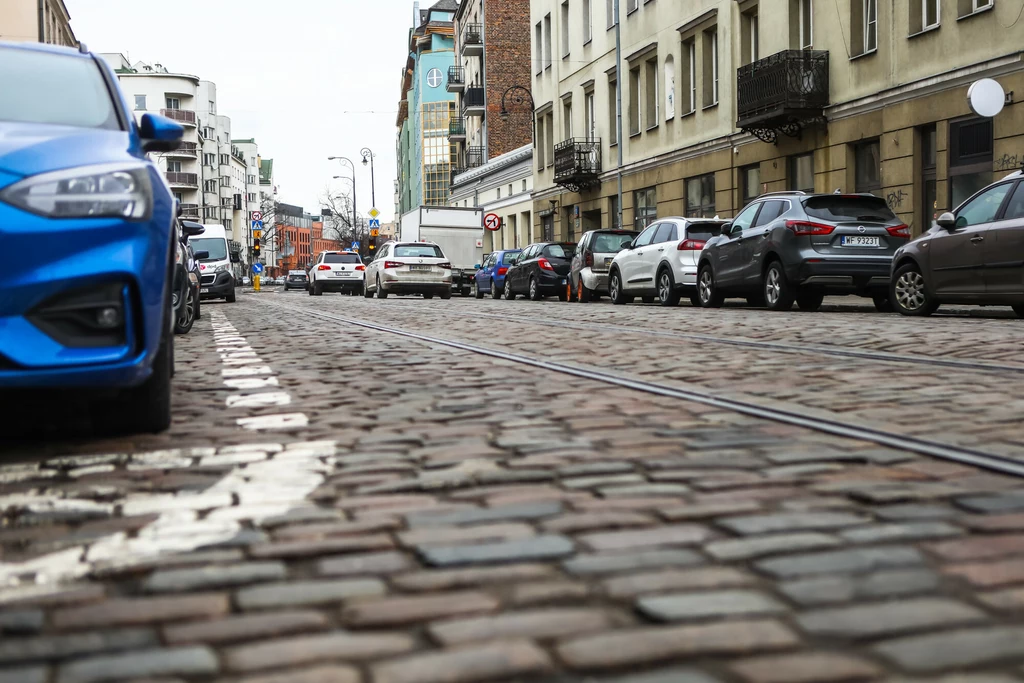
[634,225,658,247]
[752,200,787,228]
[1000,183,1024,221]
[653,223,675,244]
[730,202,761,235]
[957,183,1013,227]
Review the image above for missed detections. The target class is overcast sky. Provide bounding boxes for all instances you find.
[66,0,416,222]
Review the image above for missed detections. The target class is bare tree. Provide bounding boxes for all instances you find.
[318,186,370,251]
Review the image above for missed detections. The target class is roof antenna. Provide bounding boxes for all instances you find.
[78,42,88,54]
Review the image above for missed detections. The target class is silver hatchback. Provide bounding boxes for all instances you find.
[568,229,638,302]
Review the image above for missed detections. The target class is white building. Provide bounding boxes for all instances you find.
[0,0,76,47]
[233,139,265,266]
[449,144,533,250]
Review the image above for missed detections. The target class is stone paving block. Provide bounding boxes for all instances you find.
[397,522,535,548]
[594,668,723,683]
[955,492,1024,514]
[778,568,942,606]
[272,518,401,540]
[754,546,924,579]
[392,563,555,591]
[637,590,788,622]
[557,619,800,669]
[730,652,882,683]
[600,484,692,497]
[316,550,413,576]
[978,587,1024,611]
[564,549,705,575]
[839,521,964,544]
[143,561,286,593]
[0,627,157,663]
[163,610,329,645]
[428,608,613,644]
[0,608,44,633]
[873,626,1024,672]
[562,473,646,489]
[705,532,842,561]
[372,639,553,683]
[578,524,712,552]
[417,534,575,567]
[926,533,1024,561]
[0,584,105,608]
[341,590,499,626]
[405,501,563,528]
[942,559,1024,587]
[962,513,1024,531]
[797,597,987,638]
[224,631,415,672]
[53,594,229,629]
[235,577,386,610]
[509,580,591,605]
[717,511,870,535]
[226,665,361,683]
[557,462,635,477]
[603,567,755,598]
[540,511,656,533]
[55,645,218,683]
[659,500,763,521]
[248,534,393,559]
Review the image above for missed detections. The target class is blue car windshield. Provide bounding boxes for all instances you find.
[0,48,121,130]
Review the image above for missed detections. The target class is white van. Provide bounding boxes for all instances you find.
[189,224,236,302]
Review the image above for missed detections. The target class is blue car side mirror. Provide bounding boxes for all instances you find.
[139,113,183,154]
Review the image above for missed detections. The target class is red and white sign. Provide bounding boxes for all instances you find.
[251,211,263,221]
[483,213,501,231]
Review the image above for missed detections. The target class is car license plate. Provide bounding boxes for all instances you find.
[200,288,209,294]
[604,257,613,265]
[410,265,432,272]
[561,278,567,285]
[841,236,880,247]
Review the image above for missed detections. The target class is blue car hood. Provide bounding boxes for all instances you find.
[0,122,136,182]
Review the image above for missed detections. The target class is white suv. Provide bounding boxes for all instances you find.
[608,217,729,306]
[363,241,452,299]
[309,251,365,296]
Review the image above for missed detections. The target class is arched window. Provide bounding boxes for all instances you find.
[664,55,676,120]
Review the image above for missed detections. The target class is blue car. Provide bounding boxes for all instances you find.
[0,42,184,434]
[473,249,522,299]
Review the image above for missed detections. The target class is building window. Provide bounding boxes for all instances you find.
[644,56,658,130]
[606,0,615,28]
[537,113,546,167]
[134,95,146,110]
[686,174,715,217]
[681,38,696,114]
[583,0,592,43]
[627,0,638,14]
[854,140,882,194]
[563,98,573,140]
[509,184,514,196]
[920,124,938,230]
[634,186,657,229]
[523,179,528,192]
[950,117,994,207]
[546,113,555,166]
[167,160,181,172]
[535,22,544,74]
[165,97,180,110]
[543,14,553,69]
[789,152,815,192]
[426,68,443,88]
[959,0,992,18]
[421,101,454,206]
[608,76,618,144]
[248,192,257,202]
[205,180,217,193]
[561,1,570,58]
[740,164,761,205]
[585,90,596,140]
[852,0,878,55]
[609,194,620,228]
[220,154,230,165]
[702,27,718,107]
[742,7,759,65]
[497,187,502,199]
[628,66,641,136]
[664,56,675,120]
[791,0,813,49]
[911,0,940,33]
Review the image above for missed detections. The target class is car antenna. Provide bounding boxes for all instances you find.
[78,42,89,54]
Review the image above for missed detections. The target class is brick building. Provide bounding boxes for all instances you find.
[275,203,313,275]
[311,220,342,258]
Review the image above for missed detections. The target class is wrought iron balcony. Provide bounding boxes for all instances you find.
[554,138,601,192]
[450,166,466,185]
[165,171,198,187]
[465,146,485,169]
[461,22,483,56]
[166,141,197,158]
[161,108,197,125]
[447,66,465,92]
[448,116,466,140]
[463,86,485,117]
[736,49,829,144]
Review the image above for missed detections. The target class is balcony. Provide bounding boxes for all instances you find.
[463,86,485,117]
[465,146,485,169]
[448,116,466,141]
[554,138,601,192]
[447,66,465,92]
[461,22,483,57]
[166,141,197,158]
[165,171,198,188]
[736,49,829,144]
[178,203,199,218]
[450,166,466,185]
[161,108,197,126]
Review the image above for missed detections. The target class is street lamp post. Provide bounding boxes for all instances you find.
[332,175,358,244]
[328,156,357,236]
[499,85,536,145]
[360,148,376,209]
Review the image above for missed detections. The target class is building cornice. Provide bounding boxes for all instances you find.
[452,145,533,187]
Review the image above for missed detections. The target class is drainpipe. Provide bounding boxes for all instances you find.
[37,0,45,42]
[480,0,488,157]
[614,0,624,229]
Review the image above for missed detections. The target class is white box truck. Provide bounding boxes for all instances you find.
[399,206,484,296]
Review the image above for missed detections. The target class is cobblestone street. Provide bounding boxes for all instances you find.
[3,290,1024,682]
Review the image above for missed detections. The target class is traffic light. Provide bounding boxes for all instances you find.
[368,233,376,253]
[253,230,261,258]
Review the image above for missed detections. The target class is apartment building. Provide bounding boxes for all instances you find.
[531,0,1024,240]
[396,0,458,214]
[233,138,267,262]
[0,0,76,47]
[258,158,280,275]
[448,0,535,250]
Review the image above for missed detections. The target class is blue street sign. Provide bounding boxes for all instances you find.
[351,241,360,251]
[252,263,264,274]
[251,220,263,230]
[368,218,380,229]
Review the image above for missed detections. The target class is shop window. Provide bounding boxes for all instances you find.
[740,164,761,205]
[686,174,716,217]
[789,152,815,192]
[919,124,937,230]
[949,117,993,207]
[634,186,657,228]
[854,140,881,194]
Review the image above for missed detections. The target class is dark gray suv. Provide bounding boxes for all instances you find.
[697,192,910,312]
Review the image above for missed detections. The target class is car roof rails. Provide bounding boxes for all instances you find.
[758,190,807,198]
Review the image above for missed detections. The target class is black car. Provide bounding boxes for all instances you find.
[173,220,206,334]
[504,241,577,301]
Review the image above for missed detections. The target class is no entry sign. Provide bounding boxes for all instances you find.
[484,213,501,231]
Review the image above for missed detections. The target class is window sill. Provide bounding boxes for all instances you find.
[583,38,592,47]
[610,141,618,148]
[958,4,993,21]
[680,109,696,119]
[645,123,659,132]
[849,48,877,62]
[908,24,940,39]
[563,54,570,60]
[701,102,718,112]
[627,7,638,16]
[629,131,642,139]
[606,23,617,31]
[665,114,675,123]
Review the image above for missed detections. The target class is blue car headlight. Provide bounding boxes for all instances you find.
[0,162,153,220]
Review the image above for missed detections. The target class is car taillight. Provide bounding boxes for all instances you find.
[538,257,554,271]
[677,239,706,250]
[355,265,366,271]
[497,267,508,276]
[785,220,835,236]
[384,261,403,269]
[317,264,331,270]
[584,250,593,267]
[886,224,911,238]
[438,262,452,269]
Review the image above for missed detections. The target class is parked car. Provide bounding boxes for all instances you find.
[891,170,1024,317]
[173,220,206,334]
[285,270,309,291]
[192,224,237,303]
[473,249,521,299]
[363,241,452,299]
[504,242,577,301]
[309,251,365,295]
[607,219,728,306]
[0,41,183,434]
[697,192,910,312]
[569,229,638,302]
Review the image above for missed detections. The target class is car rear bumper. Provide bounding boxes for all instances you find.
[792,259,892,291]
[383,282,451,295]
[200,272,235,299]
[284,281,308,289]
[318,278,363,291]
[538,270,569,293]
[581,269,609,291]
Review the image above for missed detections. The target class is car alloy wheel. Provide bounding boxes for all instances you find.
[504,278,515,300]
[698,270,712,305]
[894,269,928,312]
[609,273,620,302]
[491,279,501,299]
[765,268,781,306]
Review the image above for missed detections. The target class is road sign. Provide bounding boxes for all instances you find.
[251,220,263,230]
[484,213,501,231]
[370,229,380,237]
[368,218,381,229]
[252,263,264,274]
[368,208,380,219]
[253,230,262,240]
[352,241,360,251]
[251,211,263,221]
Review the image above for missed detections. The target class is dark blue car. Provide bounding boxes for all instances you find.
[472,249,521,299]
[0,41,184,434]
